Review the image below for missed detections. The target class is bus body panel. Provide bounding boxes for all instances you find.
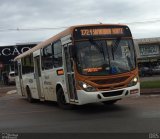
[22,73,39,99]
[41,69,65,101]
[15,77,22,96]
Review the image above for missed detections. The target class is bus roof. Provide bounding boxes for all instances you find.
[14,24,127,61]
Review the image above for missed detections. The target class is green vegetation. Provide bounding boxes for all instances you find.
[140,80,160,89]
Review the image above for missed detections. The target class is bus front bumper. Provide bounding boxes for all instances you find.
[76,83,140,105]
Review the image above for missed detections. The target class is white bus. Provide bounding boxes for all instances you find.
[14,24,140,109]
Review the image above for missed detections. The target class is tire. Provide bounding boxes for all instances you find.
[26,87,34,103]
[56,88,73,109]
[102,99,119,105]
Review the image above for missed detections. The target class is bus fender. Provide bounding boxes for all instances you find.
[25,85,34,103]
[56,83,69,103]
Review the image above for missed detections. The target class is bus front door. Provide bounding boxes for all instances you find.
[34,56,45,100]
[63,44,78,103]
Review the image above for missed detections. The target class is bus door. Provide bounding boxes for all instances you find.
[34,56,45,100]
[63,44,78,103]
[17,62,25,96]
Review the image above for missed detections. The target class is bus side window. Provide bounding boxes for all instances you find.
[52,41,62,68]
[41,44,54,70]
[21,54,34,74]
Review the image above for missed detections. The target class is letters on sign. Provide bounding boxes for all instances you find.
[80,28,123,36]
[0,47,30,56]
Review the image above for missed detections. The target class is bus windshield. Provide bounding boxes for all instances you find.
[75,39,136,76]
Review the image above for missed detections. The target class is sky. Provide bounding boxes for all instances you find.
[0,0,160,46]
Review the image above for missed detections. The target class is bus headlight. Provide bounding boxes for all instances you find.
[78,81,97,92]
[128,77,138,87]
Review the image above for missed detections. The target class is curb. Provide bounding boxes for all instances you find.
[141,92,160,95]
[140,89,160,95]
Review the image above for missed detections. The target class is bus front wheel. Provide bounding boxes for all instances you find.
[26,87,34,103]
[56,88,73,109]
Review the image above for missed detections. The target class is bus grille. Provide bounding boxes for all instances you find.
[102,90,123,97]
[92,76,129,85]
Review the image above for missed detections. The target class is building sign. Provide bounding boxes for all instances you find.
[139,44,159,57]
[0,44,36,64]
[0,47,30,56]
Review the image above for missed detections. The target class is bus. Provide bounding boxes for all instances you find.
[14,24,140,108]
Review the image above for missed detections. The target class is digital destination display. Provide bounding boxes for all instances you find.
[80,28,124,36]
[74,25,131,40]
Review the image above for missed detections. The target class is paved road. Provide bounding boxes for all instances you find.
[0,86,16,97]
[0,94,160,133]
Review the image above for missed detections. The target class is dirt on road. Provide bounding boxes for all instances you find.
[0,86,16,97]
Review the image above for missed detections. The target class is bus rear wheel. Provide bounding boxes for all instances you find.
[57,88,73,109]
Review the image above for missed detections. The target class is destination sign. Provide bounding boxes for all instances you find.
[74,25,131,40]
[80,28,124,36]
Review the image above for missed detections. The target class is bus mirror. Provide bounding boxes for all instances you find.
[69,45,76,59]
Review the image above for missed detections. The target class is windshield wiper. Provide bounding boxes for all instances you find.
[111,37,121,60]
[112,37,121,52]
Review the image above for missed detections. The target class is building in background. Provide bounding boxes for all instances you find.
[0,42,38,84]
[134,37,160,76]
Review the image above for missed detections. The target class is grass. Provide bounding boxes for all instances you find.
[140,80,160,89]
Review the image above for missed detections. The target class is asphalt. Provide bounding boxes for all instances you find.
[1,92,160,134]
[0,85,16,97]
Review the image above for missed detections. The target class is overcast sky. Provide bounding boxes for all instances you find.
[0,0,160,46]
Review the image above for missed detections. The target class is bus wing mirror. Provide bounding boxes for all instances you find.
[69,45,76,59]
